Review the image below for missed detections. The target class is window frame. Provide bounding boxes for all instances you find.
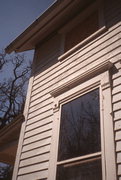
[56,86,102,180]
[48,61,117,180]
[56,84,104,180]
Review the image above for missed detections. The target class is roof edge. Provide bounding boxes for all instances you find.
[5,0,73,54]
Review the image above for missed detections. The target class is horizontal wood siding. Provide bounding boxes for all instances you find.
[16,35,61,180]
[23,130,52,145]
[19,153,50,167]
[105,1,121,179]
[16,0,121,179]
[113,61,121,178]
[17,170,48,180]
[18,161,49,175]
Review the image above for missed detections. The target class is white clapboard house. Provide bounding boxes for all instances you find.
[6,0,121,179]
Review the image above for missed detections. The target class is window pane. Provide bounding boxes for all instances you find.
[56,159,102,180]
[58,89,101,161]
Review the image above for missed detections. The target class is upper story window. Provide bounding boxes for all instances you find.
[58,0,106,60]
[65,11,99,52]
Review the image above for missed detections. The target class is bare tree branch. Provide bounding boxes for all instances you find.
[0,53,32,129]
[0,52,6,70]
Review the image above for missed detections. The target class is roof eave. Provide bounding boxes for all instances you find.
[5,0,94,54]
[5,0,74,54]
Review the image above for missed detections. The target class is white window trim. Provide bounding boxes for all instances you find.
[48,60,116,180]
[58,0,106,61]
[50,60,112,98]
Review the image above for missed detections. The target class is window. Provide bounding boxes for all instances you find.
[49,63,116,180]
[65,11,99,52]
[58,0,106,61]
[56,88,102,180]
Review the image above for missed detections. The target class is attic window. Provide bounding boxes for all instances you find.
[58,1,106,61]
[65,11,99,52]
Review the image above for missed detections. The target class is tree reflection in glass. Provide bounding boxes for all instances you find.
[56,89,102,180]
[58,88,101,161]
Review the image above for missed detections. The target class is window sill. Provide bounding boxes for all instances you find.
[58,26,107,62]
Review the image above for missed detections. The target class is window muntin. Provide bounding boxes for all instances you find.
[56,88,102,179]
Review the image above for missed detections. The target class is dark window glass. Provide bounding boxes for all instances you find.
[56,159,102,180]
[58,89,101,161]
[65,11,99,52]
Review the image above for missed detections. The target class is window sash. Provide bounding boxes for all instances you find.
[57,88,101,162]
[57,152,101,166]
[56,87,102,180]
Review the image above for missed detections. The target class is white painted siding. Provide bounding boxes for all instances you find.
[15,0,121,179]
[16,35,61,180]
[113,60,121,178]
[105,1,121,179]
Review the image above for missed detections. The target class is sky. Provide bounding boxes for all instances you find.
[0,0,55,80]
[0,0,55,167]
[0,0,55,51]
